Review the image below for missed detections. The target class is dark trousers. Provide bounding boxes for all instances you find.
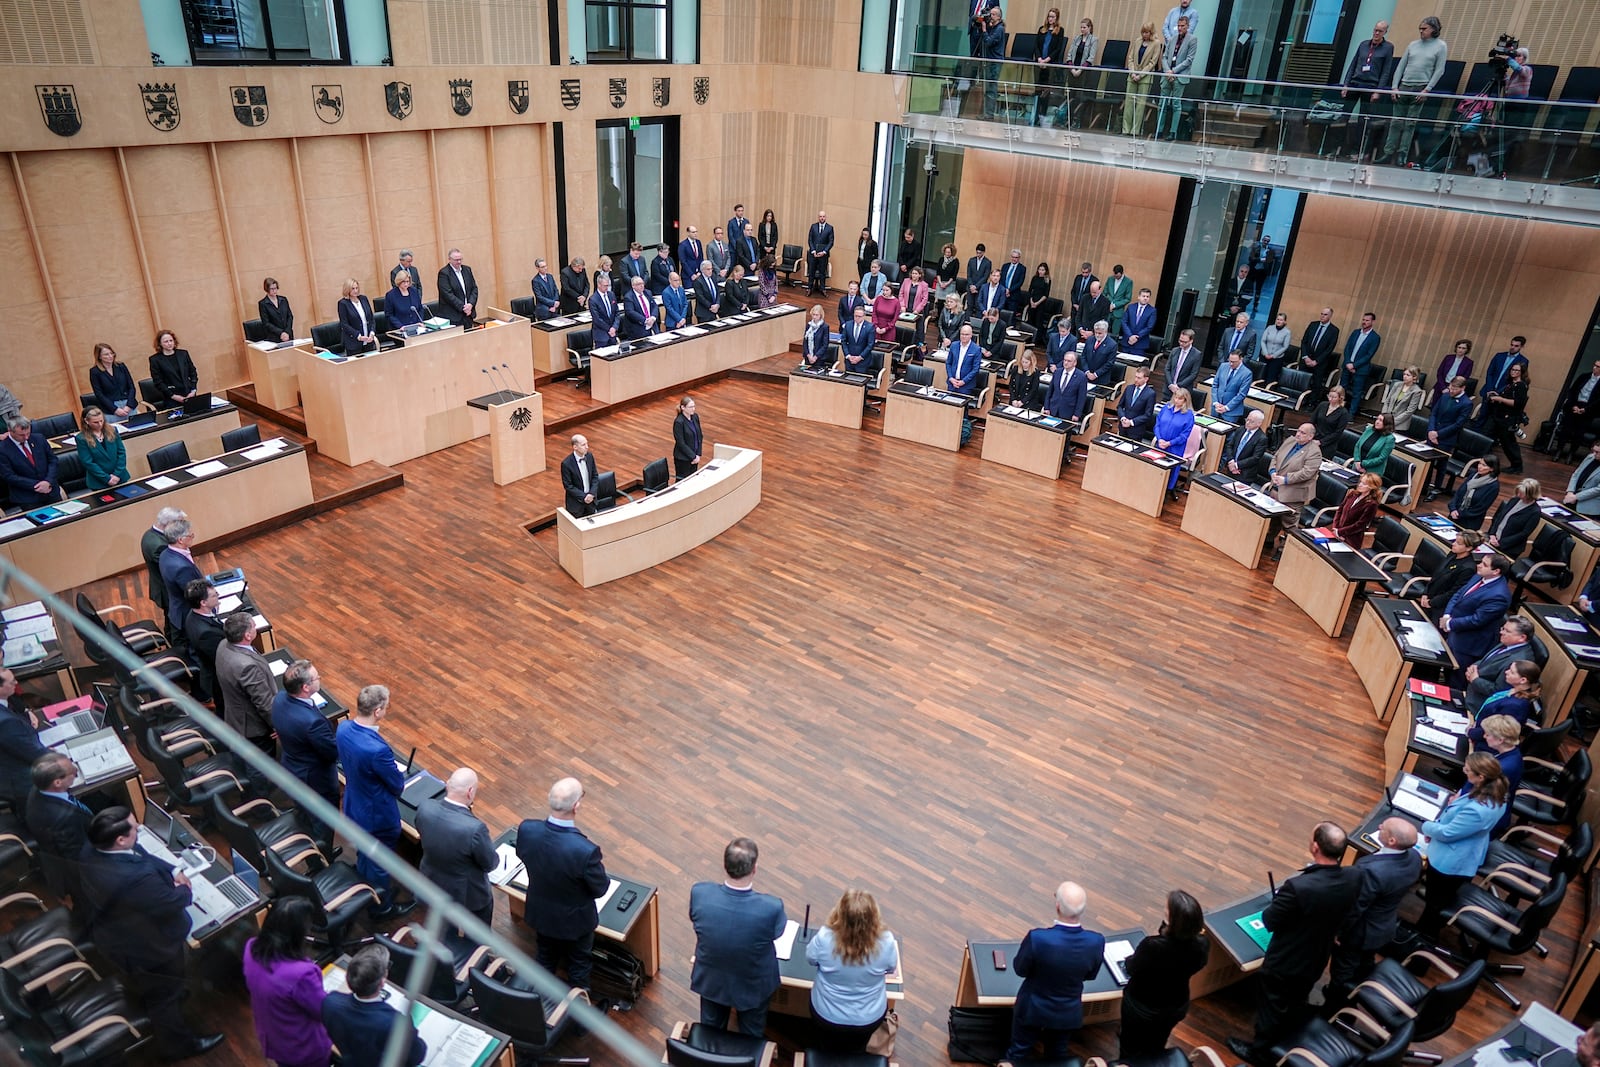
[1489,418,1524,470]
[675,458,698,479]
[116,950,201,1055]
[701,997,770,1039]
[811,1013,881,1054]
[1419,867,1470,936]
[1118,994,1186,1058]
[535,926,597,991]
[301,781,340,852]
[1249,969,1317,1059]
[808,255,828,293]
[1325,942,1377,1007]
[1008,1019,1074,1064]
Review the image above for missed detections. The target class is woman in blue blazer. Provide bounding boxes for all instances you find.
[382,271,428,332]
[1153,386,1195,491]
[337,278,379,355]
[1418,752,1507,935]
[89,343,138,418]
[1468,660,1541,742]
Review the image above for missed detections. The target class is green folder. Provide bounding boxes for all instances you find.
[1235,911,1272,952]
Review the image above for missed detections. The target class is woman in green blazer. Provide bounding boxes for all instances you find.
[1351,411,1396,476]
[75,406,128,490]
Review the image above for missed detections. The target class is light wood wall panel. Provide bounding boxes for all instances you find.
[434,128,498,307]
[217,140,311,326]
[369,129,439,297]
[1280,195,1600,427]
[490,124,550,301]
[296,136,377,323]
[0,161,71,410]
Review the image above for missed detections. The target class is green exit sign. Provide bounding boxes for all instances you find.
[629,116,640,130]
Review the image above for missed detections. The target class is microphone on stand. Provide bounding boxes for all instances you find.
[501,363,527,398]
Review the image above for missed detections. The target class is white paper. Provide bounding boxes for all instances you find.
[36,722,81,746]
[217,596,243,614]
[773,919,801,961]
[146,475,178,489]
[418,1009,495,1067]
[545,316,575,327]
[1416,724,1462,750]
[596,878,621,911]
[488,843,525,886]
[0,518,35,538]
[268,658,288,677]
[241,445,282,461]
[186,460,228,477]
[1104,939,1136,985]
[1398,620,1446,654]
[1549,616,1588,633]
[678,325,708,337]
[0,603,45,623]
[1521,1001,1583,1046]
[1569,644,1600,659]
[1391,789,1442,821]
[4,614,55,638]
[252,614,270,631]
[209,395,227,407]
[1324,541,1356,553]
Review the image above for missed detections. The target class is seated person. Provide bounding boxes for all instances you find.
[0,417,61,509]
[1449,458,1501,530]
[1219,409,1269,483]
[1009,349,1045,411]
[723,265,753,315]
[149,329,199,408]
[382,270,428,332]
[1115,367,1157,439]
[840,306,879,377]
[322,944,426,1067]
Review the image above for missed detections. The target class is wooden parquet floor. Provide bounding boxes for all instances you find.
[69,375,1587,1066]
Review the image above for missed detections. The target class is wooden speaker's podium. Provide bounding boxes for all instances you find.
[467,389,546,485]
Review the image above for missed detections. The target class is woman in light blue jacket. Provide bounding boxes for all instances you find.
[807,889,899,1053]
[1418,752,1506,936]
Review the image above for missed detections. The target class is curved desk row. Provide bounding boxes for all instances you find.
[589,306,803,404]
[556,444,762,588]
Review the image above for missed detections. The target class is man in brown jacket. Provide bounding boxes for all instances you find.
[1266,421,1323,506]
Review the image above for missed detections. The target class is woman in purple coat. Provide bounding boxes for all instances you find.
[243,897,334,1067]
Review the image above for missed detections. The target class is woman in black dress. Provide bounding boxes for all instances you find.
[1310,385,1352,452]
[1008,348,1044,410]
[855,228,879,282]
[1482,361,1529,474]
[258,277,294,342]
[935,244,960,302]
[1023,262,1053,331]
[757,209,779,260]
[895,228,922,278]
[1118,890,1210,1059]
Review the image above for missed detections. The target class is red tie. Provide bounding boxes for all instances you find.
[1462,579,1483,598]
[20,440,33,465]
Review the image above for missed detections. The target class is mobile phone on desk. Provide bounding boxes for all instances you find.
[992,948,1007,970]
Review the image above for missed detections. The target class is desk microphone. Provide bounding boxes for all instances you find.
[801,904,810,940]
[483,366,509,399]
[482,367,502,399]
[501,362,528,397]
[403,747,416,776]
[1267,871,1277,897]
[491,364,516,399]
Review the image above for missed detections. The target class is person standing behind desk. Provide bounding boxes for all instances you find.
[560,256,590,313]
[588,273,620,350]
[242,897,335,1067]
[382,270,427,334]
[1210,348,1251,422]
[149,329,199,408]
[1045,350,1088,431]
[842,305,878,377]
[1380,365,1425,432]
[947,324,982,398]
[690,836,787,1038]
[25,752,91,900]
[561,435,600,516]
[1009,349,1045,411]
[1341,312,1382,409]
[800,305,831,372]
[158,518,204,637]
[272,658,340,850]
[759,210,781,263]
[1220,410,1269,483]
[181,579,224,705]
[89,342,138,419]
[1351,412,1395,476]
[1418,529,1486,619]
[662,272,691,331]
[806,889,899,1054]
[1117,366,1158,440]
[338,279,379,355]
[1118,890,1209,1059]
[1265,421,1323,507]
[78,806,225,1060]
[807,210,835,297]
[678,227,705,280]
[216,612,279,758]
[515,776,609,992]
[723,264,753,315]
[437,247,479,329]
[390,249,423,300]
[621,275,659,341]
[1230,822,1360,1065]
[649,244,675,296]
[1484,478,1540,557]
[674,397,703,480]
[693,262,723,324]
[531,258,562,320]
[1417,754,1506,937]
[1325,818,1421,1009]
[76,407,128,490]
[1120,288,1158,358]
[1298,308,1340,402]
[336,684,414,921]
[0,669,43,813]
[322,944,426,1067]
[417,767,496,935]
[1440,552,1514,671]
[258,277,294,342]
[1006,881,1106,1065]
[144,507,186,644]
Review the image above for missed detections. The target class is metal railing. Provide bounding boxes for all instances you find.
[0,557,659,1067]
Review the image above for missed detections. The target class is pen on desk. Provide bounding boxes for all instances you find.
[802,904,810,939]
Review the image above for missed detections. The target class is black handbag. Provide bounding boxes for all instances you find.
[947,1005,1012,1065]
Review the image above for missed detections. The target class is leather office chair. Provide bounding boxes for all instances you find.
[1479,819,1590,901]
[1300,472,1352,528]
[380,926,475,1007]
[468,966,589,1064]
[137,377,163,407]
[509,296,537,319]
[1269,1017,1414,1067]
[77,391,96,412]
[665,1022,777,1067]
[0,959,152,1066]
[0,897,89,987]
[209,790,321,873]
[1379,454,1417,508]
[1380,539,1445,600]
[966,370,992,412]
[643,458,671,494]
[1511,747,1590,828]
[1362,517,1410,570]
[1330,427,1362,465]
[1361,364,1391,410]
[0,814,36,891]
[1439,428,1494,489]
[1442,871,1567,1007]
[98,619,193,697]
[1510,527,1574,605]
[778,244,805,286]
[567,331,594,387]
[241,317,273,343]
[146,441,191,475]
[1340,952,1484,1065]
[310,321,343,353]
[31,412,77,439]
[593,471,632,513]
[794,1052,893,1067]
[145,728,250,822]
[904,365,934,388]
[111,683,208,757]
[54,452,86,496]
[1516,718,1571,765]
[263,847,379,953]
[75,592,164,657]
[221,424,262,452]
[1273,368,1316,412]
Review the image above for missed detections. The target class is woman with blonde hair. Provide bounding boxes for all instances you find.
[1381,365,1425,431]
[75,406,128,490]
[89,342,137,419]
[1124,23,1163,136]
[806,889,898,1053]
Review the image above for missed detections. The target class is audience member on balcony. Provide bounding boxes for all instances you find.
[1339,21,1393,160]
[1379,16,1449,166]
[1034,8,1067,117]
[1124,23,1164,136]
[1157,17,1198,140]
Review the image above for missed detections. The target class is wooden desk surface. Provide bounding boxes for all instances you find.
[589,306,802,404]
[882,383,967,452]
[788,369,869,430]
[1181,474,1291,569]
[1081,434,1177,518]
[981,406,1071,479]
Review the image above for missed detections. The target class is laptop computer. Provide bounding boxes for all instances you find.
[180,392,213,416]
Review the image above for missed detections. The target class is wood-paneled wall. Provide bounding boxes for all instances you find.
[1391,0,1600,98]
[1279,195,1600,424]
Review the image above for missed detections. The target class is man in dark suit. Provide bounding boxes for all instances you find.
[1074,282,1112,339]
[271,658,340,847]
[143,507,186,643]
[78,806,223,1059]
[1116,367,1158,440]
[1299,308,1340,401]
[588,273,619,349]
[1423,377,1475,497]
[1044,350,1088,426]
[806,210,835,296]
[0,669,42,811]
[1081,320,1119,384]
[841,305,878,376]
[621,276,659,341]
[1000,249,1028,314]
[390,250,423,299]
[180,579,225,704]
[965,245,994,306]
[515,776,609,991]
[25,751,91,899]
[1220,409,1270,483]
[436,247,479,329]
[1069,262,1097,320]
[322,944,426,1067]
[1326,818,1422,1007]
[561,435,600,516]
[531,258,561,320]
[215,612,277,757]
[1165,329,1202,395]
[418,767,497,933]
[692,262,723,323]
[0,417,61,510]
[1120,288,1159,356]
[1441,553,1515,670]
[559,256,590,313]
[336,685,414,920]
[1462,617,1541,713]
[1230,821,1360,1064]
[649,244,675,296]
[973,268,1006,317]
[1220,312,1259,362]
[1340,312,1382,411]
[946,324,982,398]
[158,519,204,635]
[617,243,648,288]
[678,226,705,279]
[689,836,787,1037]
[1045,317,1076,372]
[1006,881,1106,1064]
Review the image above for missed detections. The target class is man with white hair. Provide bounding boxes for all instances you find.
[1006,881,1106,1064]
[142,506,187,642]
[417,767,497,934]
[515,776,609,991]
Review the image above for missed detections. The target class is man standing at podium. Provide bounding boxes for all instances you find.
[515,776,609,993]
[437,247,479,329]
[561,435,600,517]
[1007,881,1106,1065]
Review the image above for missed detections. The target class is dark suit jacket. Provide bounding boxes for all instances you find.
[840,320,877,373]
[1299,321,1341,370]
[1340,849,1423,950]
[149,349,199,404]
[967,256,995,293]
[1081,336,1119,380]
[1166,346,1201,391]
[807,223,835,260]
[1045,365,1088,421]
[1014,922,1106,1029]
[620,287,659,340]
[1261,862,1361,981]
[322,993,426,1067]
[1344,329,1382,372]
[1450,477,1500,529]
[417,797,496,914]
[216,640,275,741]
[649,255,675,295]
[692,274,722,322]
[1465,640,1539,712]
[1485,499,1539,558]
[1444,577,1513,664]
[588,288,619,347]
[1220,425,1270,483]
[1074,295,1112,334]
[0,432,60,509]
[800,321,831,368]
[689,881,787,1010]
[560,451,600,516]
[1116,382,1157,439]
[78,846,192,970]
[1044,331,1075,370]
[335,720,402,836]
[436,263,480,328]
[514,818,608,939]
[142,526,170,614]
[678,238,705,279]
[1120,303,1158,355]
[0,709,43,805]
[618,254,648,285]
[258,295,294,339]
[1070,273,1096,311]
[272,690,339,800]
[532,272,561,319]
[25,789,89,897]
[559,265,589,312]
[183,610,225,697]
[158,547,203,632]
[1428,392,1473,450]
[723,278,752,314]
[337,296,378,355]
[673,412,703,468]
[1010,369,1045,410]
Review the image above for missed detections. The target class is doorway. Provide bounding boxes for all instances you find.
[595,117,680,260]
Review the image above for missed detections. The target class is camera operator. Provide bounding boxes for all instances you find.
[1499,42,1532,172]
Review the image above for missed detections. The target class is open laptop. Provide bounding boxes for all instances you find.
[180,392,214,416]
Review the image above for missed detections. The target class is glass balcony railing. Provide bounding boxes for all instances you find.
[899,51,1600,188]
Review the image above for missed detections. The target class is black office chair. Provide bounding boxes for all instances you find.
[0,896,88,986]
[1510,526,1574,604]
[904,365,934,388]
[643,458,671,494]
[1510,747,1590,829]
[665,1022,777,1067]
[778,244,805,286]
[593,471,633,513]
[30,412,77,438]
[1479,819,1591,902]
[1340,953,1484,1065]
[1362,516,1410,570]
[241,317,273,343]
[0,961,152,1066]
[54,452,86,495]
[99,618,193,697]
[209,790,321,874]
[310,321,343,354]
[1518,718,1571,765]
[1381,539,1446,600]
[468,965,589,1064]
[796,1052,893,1067]
[1273,368,1316,412]
[1269,1017,1414,1067]
[221,424,262,451]
[78,391,97,412]
[1361,364,1391,410]
[136,377,163,408]
[1437,428,1494,492]
[145,727,249,822]
[381,925,477,1007]
[1329,427,1361,465]
[1442,872,1567,1007]
[146,441,191,475]
[509,296,537,319]
[1380,453,1418,508]
[1300,472,1353,527]
[262,847,379,954]
[75,591,164,656]
[566,331,594,387]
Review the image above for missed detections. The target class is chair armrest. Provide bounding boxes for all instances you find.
[0,892,45,916]
[1522,560,1568,584]
[277,843,323,869]
[23,958,97,993]
[1482,862,1550,889]
[231,797,281,819]
[1332,1005,1394,1042]
[617,489,636,504]
[1311,506,1336,524]
[1449,903,1523,935]
[1344,979,1417,1019]
[1522,756,1564,774]
[545,986,588,1027]
[1398,576,1431,596]
[1500,825,1565,848]
[455,945,497,982]
[1190,1048,1230,1067]
[0,937,82,972]
[1401,949,1460,979]
[1371,551,1414,568]
[1515,787,1566,810]
[0,834,33,858]
[49,1014,142,1056]
[93,604,135,620]
[182,768,243,791]
[1278,1048,1336,1067]
[323,883,380,912]
[1382,484,1411,506]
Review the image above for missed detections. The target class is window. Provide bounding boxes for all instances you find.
[585,0,668,62]
[162,0,382,64]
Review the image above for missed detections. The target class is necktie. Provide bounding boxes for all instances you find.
[20,440,33,465]
[1172,351,1186,379]
[1240,431,1252,454]
[1234,330,1243,349]
[1315,324,1326,349]
[639,293,649,323]
[579,459,590,493]
[1131,386,1142,407]
[1462,579,1483,599]
[71,797,91,814]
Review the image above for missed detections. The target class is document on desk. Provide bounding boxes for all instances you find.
[1,602,46,623]
[241,442,288,461]
[773,919,801,961]
[677,325,708,337]
[1548,616,1589,633]
[1398,620,1446,655]
[1569,644,1600,660]
[1426,709,1470,731]
[545,316,576,327]
[3,613,55,639]
[1103,939,1136,986]
[0,517,33,538]
[1415,723,1463,751]
[268,657,288,677]
[186,460,229,477]
[146,475,179,489]
[416,1009,495,1067]
[596,878,621,912]
[1324,541,1357,554]
[488,843,526,887]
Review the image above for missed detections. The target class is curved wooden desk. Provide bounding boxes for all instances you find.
[556,444,762,588]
